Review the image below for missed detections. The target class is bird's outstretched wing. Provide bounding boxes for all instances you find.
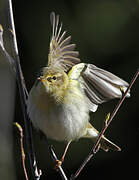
[82,64,130,104]
[68,63,130,111]
[48,12,80,71]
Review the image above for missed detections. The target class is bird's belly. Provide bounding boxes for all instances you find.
[29,99,89,141]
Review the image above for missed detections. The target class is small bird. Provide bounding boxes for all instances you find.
[27,12,130,163]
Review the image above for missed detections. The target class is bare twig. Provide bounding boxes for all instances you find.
[8,0,41,179]
[14,122,29,180]
[71,69,139,180]
[49,145,68,180]
[0,23,41,180]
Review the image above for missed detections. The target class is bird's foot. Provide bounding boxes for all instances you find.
[55,159,63,171]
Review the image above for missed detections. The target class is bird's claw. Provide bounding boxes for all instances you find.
[55,159,62,171]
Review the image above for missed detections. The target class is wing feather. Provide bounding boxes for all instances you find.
[68,63,130,111]
[82,64,130,104]
[48,12,80,71]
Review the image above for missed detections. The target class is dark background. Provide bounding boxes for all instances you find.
[0,0,139,179]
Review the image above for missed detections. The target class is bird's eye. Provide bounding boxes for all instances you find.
[47,77,51,82]
[46,76,57,82]
[52,76,57,80]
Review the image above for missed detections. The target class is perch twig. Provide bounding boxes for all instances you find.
[71,69,139,180]
[49,145,68,180]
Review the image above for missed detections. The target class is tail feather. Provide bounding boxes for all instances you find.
[85,123,121,152]
[100,136,121,152]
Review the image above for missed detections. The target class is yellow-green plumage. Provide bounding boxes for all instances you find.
[27,12,130,152]
[27,66,121,151]
[27,67,89,141]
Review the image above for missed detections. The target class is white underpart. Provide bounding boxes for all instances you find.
[86,128,98,138]
[27,82,89,142]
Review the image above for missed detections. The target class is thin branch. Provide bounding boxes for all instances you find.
[49,145,68,180]
[43,136,68,180]
[71,69,139,180]
[14,122,29,180]
[8,0,18,56]
[8,0,41,179]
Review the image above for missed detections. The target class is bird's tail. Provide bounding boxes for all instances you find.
[85,123,121,152]
[99,136,121,152]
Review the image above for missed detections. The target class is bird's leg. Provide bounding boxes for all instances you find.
[61,140,72,162]
[55,140,72,170]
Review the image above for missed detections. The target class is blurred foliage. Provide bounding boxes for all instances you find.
[0,0,139,179]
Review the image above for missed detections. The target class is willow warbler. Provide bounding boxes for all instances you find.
[27,12,130,159]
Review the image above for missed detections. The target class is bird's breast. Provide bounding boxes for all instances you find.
[27,82,89,141]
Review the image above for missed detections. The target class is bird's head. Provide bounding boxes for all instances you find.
[36,67,69,102]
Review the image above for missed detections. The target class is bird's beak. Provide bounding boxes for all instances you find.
[37,76,46,83]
